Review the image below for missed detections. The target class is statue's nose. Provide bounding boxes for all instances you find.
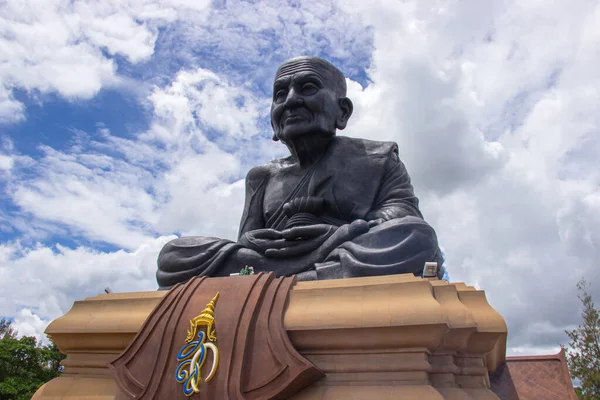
[283,87,303,108]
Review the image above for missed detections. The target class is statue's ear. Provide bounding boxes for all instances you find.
[335,97,353,130]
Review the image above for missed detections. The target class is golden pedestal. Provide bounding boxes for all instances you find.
[33,274,506,399]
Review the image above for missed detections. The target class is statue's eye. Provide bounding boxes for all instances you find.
[275,89,287,103]
[301,83,318,95]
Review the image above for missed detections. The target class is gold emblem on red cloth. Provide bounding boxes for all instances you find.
[175,293,220,396]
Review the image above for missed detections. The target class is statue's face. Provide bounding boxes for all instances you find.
[270,59,345,143]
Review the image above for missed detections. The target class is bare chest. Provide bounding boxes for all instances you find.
[263,167,306,216]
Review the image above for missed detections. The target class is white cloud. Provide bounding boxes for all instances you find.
[0,236,173,336]
[148,69,268,142]
[0,86,24,124]
[0,154,13,171]
[339,0,600,352]
[11,146,158,250]
[0,0,212,119]
[5,64,271,251]
[11,309,50,344]
[507,344,565,357]
[0,0,374,126]
[155,0,374,86]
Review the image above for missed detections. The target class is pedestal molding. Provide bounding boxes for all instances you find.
[34,274,507,400]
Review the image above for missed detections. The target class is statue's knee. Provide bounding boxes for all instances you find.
[157,239,183,271]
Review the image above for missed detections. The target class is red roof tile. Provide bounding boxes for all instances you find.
[490,349,578,400]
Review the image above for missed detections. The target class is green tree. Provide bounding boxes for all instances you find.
[0,318,65,400]
[563,279,600,400]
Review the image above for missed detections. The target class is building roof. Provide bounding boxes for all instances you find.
[490,349,578,400]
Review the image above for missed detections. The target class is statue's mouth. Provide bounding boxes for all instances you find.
[282,110,310,126]
[285,115,306,124]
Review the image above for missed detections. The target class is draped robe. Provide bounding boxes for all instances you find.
[157,136,443,289]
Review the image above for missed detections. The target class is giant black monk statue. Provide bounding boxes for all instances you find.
[157,56,444,289]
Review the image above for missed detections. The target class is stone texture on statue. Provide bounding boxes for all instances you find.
[157,56,444,288]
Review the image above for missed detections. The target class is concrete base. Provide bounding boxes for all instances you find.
[33,274,507,399]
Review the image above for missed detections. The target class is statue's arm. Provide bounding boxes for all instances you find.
[365,147,423,222]
[237,166,269,240]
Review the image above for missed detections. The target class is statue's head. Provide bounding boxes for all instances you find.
[271,56,353,143]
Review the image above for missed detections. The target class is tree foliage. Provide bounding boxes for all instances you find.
[563,279,600,400]
[0,318,65,400]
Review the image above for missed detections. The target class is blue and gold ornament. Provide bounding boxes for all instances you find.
[175,292,220,396]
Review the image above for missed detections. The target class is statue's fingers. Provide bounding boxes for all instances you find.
[265,239,321,258]
[350,219,370,233]
[281,225,329,240]
[281,226,307,239]
[253,229,283,240]
[261,237,309,253]
[258,238,288,250]
[367,218,384,228]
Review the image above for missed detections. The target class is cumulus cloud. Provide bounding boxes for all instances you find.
[148,69,269,143]
[6,65,272,250]
[153,0,374,89]
[0,87,24,124]
[0,155,13,171]
[0,0,212,119]
[11,309,50,344]
[0,237,173,334]
[340,0,600,354]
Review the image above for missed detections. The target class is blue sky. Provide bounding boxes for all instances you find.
[1,0,599,357]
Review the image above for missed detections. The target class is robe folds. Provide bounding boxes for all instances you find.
[157,136,443,289]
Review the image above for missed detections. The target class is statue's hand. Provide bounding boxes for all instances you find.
[239,229,286,253]
[282,224,336,240]
[367,218,385,228]
[264,224,337,258]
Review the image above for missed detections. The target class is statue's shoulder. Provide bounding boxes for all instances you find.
[246,164,271,182]
[246,156,293,181]
[334,136,398,158]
